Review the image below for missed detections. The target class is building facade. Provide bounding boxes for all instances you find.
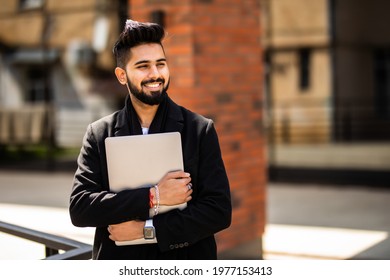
[263,0,390,144]
[262,0,332,144]
[262,0,390,185]
[0,0,127,147]
[332,0,390,141]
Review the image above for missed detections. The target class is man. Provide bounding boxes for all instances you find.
[69,19,231,260]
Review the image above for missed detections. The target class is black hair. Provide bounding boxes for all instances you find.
[113,19,165,68]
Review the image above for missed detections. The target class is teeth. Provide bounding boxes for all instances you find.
[145,83,160,88]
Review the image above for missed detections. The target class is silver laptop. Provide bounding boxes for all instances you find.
[105,132,186,245]
[105,132,184,192]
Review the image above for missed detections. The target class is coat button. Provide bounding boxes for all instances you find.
[174,244,179,249]
[179,243,184,248]
[169,245,175,250]
[184,242,189,247]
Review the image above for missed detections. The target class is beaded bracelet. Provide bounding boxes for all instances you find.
[154,184,160,216]
[149,190,154,208]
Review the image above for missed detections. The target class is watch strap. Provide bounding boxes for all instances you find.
[145,219,153,228]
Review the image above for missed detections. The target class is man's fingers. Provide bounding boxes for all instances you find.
[166,170,190,179]
[178,177,191,186]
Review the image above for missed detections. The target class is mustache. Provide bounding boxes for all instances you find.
[141,78,165,86]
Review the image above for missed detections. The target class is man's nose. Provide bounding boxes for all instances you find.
[148,65,160,79]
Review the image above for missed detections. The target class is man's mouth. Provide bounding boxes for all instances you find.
[144,82,161,89]
[142,79,164,90]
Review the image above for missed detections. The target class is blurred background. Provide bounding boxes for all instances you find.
[0,0,389,260]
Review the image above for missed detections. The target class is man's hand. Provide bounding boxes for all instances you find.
[107,220,144,242]
[153,171,193,206]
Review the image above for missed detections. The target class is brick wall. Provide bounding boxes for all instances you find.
[130,0,266,255]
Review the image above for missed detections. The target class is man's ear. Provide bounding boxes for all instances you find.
[115,67,127,85]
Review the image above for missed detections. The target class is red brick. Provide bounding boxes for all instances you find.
[131,0,265,256]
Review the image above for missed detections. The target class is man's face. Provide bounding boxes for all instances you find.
[124,43,170,105]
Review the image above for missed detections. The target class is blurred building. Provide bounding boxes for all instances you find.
[262,0,331,144]
[262,0,390,185]
[0,0,127,147]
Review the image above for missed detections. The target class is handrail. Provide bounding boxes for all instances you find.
[0,221,92,260]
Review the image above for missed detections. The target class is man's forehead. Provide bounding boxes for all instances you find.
[129,43,166,64]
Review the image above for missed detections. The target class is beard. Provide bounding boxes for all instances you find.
[126,78,170,106]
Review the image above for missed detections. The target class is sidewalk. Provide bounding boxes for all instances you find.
[264,182,390,259]
[0,170,389,259]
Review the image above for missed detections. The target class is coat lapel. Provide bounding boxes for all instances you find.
[165,97,184,134]
[113,106,131,137]
[113,95,184,137]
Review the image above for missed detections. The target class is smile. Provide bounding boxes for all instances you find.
[144,82,161,89]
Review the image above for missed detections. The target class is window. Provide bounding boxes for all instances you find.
[374,49,390,119]
[19,0,44,10]
[299,48,311,91]
[25,67,51,103]
[118,0,129,33]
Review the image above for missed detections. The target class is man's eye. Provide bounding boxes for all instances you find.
[137,65,148,69]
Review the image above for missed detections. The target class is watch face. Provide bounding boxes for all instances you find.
[144,227,155,239]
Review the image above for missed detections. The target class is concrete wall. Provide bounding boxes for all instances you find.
[262,0,330,48]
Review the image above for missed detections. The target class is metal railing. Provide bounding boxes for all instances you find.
[0,221,92,260]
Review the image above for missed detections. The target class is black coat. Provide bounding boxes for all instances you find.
[69,96,232,259]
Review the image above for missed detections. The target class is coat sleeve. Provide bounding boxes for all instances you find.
[69,124,150,228]
[153,120,232,252]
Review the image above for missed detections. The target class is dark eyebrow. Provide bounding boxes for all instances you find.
[134,58,167,66]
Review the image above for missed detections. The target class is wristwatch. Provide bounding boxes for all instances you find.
[143,219,155,239]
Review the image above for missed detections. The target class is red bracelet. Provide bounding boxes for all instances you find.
[149,189,154,208]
